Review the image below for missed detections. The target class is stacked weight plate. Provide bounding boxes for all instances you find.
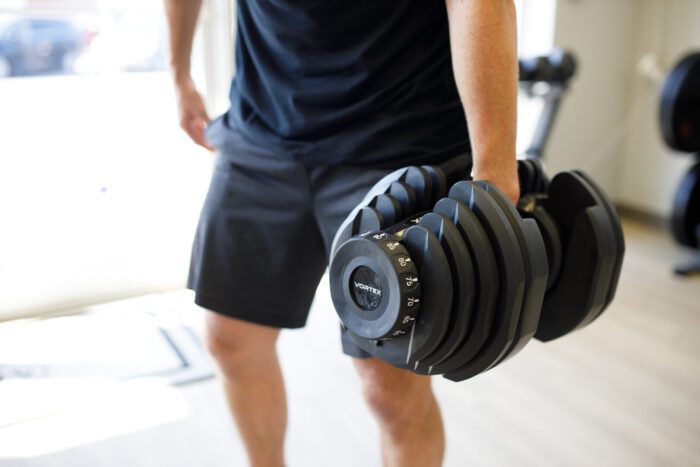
[329,161,625,382]
[659,52,700,268]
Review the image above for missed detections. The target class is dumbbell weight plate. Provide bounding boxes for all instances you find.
[572,170,626,315]
[421,165,448,206]
[534,172,616,341]
[518,160,536,195]
[482,182,548,365]
[400,166,433,212]
[660,52,700,152]
[527,160,542,195]
[529,159,550,192]
[669,161,700,249]
[387,182,418,219]
[346,225,454,368]
[369,194,403,228]
[437,153,471,187]
[424,198,499,375]
[523,203,563,290]
[331,206,386,259]
[562,172,618,328]
[443,182,526,382]
[330,167,410,259]
[410,212,476,371]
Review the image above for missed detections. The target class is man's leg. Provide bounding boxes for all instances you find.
[354,358,445,467]
[205,311,286,467]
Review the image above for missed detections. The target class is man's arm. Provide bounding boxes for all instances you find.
[164,0,213,149]
[445,0,519,204]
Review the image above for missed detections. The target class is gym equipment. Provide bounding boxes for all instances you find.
[329,161,624,381]
[423,197,498,375]
[519,49,577,160]
[660,52,700,153]
[329,49,625,381]
[672,163,700,251]
[659,52,700,275]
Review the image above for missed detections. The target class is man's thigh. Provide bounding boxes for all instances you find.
[188,123,327,329]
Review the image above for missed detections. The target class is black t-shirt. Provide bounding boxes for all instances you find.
[225,0,470,167]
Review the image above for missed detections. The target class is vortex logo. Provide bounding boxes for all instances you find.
[353,282,382,296]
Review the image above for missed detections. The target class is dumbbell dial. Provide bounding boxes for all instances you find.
[330,234,421,341]
[342,225,454,369]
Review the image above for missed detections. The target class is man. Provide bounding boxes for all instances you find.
[164,1,518,466]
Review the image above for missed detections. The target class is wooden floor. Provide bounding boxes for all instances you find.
[1,219,699,467]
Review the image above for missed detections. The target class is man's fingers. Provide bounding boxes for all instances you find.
[199,109,212,126]
[182,117,215,151]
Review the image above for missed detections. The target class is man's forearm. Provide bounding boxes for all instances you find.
[164,0,204,84]
[445,0,518,182]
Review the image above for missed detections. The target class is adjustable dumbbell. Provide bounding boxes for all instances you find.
[330,164,625,381]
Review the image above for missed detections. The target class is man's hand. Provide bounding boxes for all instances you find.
[175,77,214,151]
[472,158,520,205]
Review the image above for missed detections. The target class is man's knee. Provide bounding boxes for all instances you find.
[354,358,434,428]
[204,310,280,377]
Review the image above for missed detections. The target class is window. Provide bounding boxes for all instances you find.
[516,0,558,154]
[0,0,216,318]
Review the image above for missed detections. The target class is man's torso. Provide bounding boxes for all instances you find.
[225,0,470,167]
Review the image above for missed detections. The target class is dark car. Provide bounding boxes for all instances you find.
[0,18,88,77]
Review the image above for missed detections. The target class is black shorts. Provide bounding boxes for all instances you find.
[187,116,467,356]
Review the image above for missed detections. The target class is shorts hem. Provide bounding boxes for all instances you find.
[192,289,309,329]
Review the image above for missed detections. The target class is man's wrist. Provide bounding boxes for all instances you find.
[471,159,517,181]
[170,65,193,87]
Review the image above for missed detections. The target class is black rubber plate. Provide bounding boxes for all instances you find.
[369,194,403,228]
[518,160,536,195]
[484,183,548,366]
[427,197,499,375]
[421,165,448,206]
[443,181,526,382]
[529,206,563,290]
[347,226,454,368]
[332,206,385,259]
[411,212,476,371]
[529,159,550,192]
[534,173,615,341]
[529,160,543,194]
[353,207,385,236]
[564,172,618,328]
[525,160,540,194]
[331,168,409,259]
[387,182,417,219]
[670,161,700,249]
[572,170,626,315]
[400,167,433,212]
[660,52,700,152]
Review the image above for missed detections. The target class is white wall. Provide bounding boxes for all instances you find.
[617,0,700,217]
[545,0,700,217]
[544,0,642,193]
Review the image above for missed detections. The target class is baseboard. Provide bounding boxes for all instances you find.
[615,203,668,230]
